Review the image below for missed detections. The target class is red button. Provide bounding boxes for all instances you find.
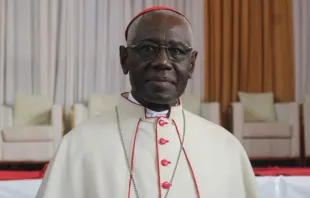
[158,120,167,126]
[161,159,171,166]
[162,182,171,189]
[159,138,169,145]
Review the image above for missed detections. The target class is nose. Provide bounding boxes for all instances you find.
[151,49,172,70]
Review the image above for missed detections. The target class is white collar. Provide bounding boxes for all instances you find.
[128,92,169,117]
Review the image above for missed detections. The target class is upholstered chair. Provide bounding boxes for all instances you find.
[0,94,64,162]
[232,92,300,160]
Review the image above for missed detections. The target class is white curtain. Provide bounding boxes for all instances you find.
[0,0,205,109]
[292,0,310,102]
[0,0,56,105]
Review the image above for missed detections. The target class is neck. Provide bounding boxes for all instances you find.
[131,91,177,112]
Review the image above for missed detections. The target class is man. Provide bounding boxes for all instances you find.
[36,6,259,198]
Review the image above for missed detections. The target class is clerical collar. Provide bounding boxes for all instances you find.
[128,92,169,117]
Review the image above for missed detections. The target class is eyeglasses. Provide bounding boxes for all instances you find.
[127,41,193,62]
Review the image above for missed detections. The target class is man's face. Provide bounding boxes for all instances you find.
[120,11,197,105]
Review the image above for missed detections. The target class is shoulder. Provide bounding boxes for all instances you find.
[63,109,119,151]
[71,108,117,134]
[184,111,249,162]
[185,110,242,149]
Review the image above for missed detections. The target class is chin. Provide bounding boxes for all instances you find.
[145,91,178,105]
[139,82,179,104]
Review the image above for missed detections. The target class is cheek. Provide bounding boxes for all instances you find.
[176,73,190,90]
[128,63,148,85]
[127,52,143,68]
[177,64,192,80]
[174,66,191,89]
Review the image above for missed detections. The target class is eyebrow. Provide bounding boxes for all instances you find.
[138,38,189,45]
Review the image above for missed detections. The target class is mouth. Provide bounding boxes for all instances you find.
[145,77,176,85]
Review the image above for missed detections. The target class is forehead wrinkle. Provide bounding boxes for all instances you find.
[127,10,193,46]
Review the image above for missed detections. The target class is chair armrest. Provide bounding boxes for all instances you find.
[0,105,13,129]
[201,102,220,125]
[0,105,8,159]
[71,104,88,128]
[275,102,300,157]
[51,104,64,148]
[51,105,63,129]
[231,103,244,142]
[304,102,310,156]
[275,102,299,125]
[2,126,55,141]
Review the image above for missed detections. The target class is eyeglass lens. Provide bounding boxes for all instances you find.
[132,42,191,62]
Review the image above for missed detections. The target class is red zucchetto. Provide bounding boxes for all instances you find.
[125,6,190,41]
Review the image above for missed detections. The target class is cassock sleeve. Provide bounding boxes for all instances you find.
[239,145,260,198]
[36,133,78,198]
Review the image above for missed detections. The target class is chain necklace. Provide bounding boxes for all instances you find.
[115,106,186,198]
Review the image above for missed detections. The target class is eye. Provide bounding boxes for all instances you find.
[140,45,156,53]
[169,48,184,55]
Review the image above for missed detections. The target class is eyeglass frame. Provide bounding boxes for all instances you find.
[127,41,193,62]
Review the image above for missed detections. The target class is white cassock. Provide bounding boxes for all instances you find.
[36,92,260,198]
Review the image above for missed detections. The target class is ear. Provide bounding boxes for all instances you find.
[119,46,129,75]
[188,51,198,79]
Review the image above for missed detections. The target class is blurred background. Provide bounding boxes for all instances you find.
[0,0,310,197]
